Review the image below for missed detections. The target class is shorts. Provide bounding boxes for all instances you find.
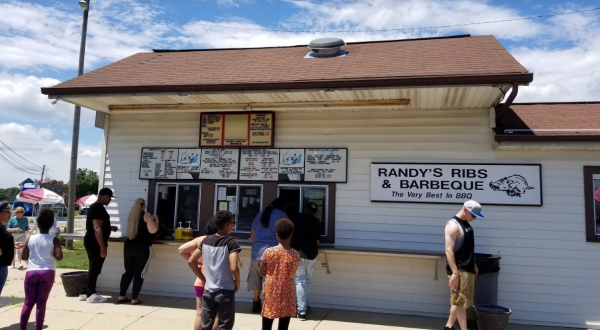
[247,259,263,291]
[194,285,204,298]
[13,234,26,254]
[449,269,475,308]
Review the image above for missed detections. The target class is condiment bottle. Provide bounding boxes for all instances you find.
[182,221,193,240]
[174,222,184,240]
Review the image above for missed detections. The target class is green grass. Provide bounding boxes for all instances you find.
[56,240,88,270]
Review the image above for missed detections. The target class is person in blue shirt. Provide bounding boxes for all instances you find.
[7,207,29,269]
[249,197,288,313]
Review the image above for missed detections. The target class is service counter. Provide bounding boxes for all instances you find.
[62,233,448,312]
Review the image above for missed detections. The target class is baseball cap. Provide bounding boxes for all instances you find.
[306,202,318,212]
[0,202,11,212]
[98,188,116,198]
[464,200,484,219]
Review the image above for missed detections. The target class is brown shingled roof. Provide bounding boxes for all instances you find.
[495,102,600,141]
[41,35,532,96]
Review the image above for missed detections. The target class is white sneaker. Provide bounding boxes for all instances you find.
[86,293,107,303]
[79,294,87,301]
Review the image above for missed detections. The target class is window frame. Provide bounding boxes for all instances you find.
[213,183,264,232]
[277,184,329,237]
[153,182,202,232]
[584,166,600,242]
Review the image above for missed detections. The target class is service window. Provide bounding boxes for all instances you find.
[584,167,600,242]
[214,184,263,232]
[154,183,201,231]
[278,185,328,236]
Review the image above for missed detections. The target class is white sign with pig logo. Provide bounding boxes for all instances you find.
[371,163,542,206]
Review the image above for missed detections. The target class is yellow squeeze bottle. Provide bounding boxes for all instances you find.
[182,221,193,240]
[174,222,184,240]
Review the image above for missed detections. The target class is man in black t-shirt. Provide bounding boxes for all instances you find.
[82,188,118,303]
[291,202,321,320]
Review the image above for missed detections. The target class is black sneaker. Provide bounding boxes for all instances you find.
[297,312,307,321]
[252,299,261,313]
[443,327,455,330]
[306,306,312,314]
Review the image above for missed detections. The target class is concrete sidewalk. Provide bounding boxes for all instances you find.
[0,268,584,330]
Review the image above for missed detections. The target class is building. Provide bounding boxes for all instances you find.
[42,34,600,328]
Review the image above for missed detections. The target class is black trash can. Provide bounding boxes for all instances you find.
[467,254,501,329]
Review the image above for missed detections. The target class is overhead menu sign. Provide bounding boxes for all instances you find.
[199,148,240,180]
[240,149,279,181]
[200,112,274,147]
[371,163,542,206]
[305,148,347,183]
[140,148,178,179]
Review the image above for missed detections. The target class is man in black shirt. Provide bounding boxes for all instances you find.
[291,202,321,320]
[82,188,118,303]
[444,200,483,330]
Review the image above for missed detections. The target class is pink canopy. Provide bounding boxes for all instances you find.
[16,188,64,204]
[76,194,97,207]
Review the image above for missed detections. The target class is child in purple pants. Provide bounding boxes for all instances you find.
[20,209,63,330]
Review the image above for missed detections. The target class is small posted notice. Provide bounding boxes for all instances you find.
[305,148,347,182]
[199,148,240,180]
[239,149,279,181]
[249,113,273,146]
[140,148,179,179]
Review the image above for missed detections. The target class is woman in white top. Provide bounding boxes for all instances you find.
[20,209,63,330]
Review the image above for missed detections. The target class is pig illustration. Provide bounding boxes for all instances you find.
[489,175,534,197]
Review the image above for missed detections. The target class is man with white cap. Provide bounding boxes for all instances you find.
[443,200,483,330]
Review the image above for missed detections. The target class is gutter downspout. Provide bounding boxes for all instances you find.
[495,81,519,123]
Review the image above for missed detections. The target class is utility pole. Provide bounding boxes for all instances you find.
[40,165,45,182]
[66,0,90,250]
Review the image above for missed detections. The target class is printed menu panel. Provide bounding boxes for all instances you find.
[239,149,279,181]
[140,148,179,179]
[249,113,273,146]
[199,148,240,180]
[176,149,202,179]
[278,149,305,175]
[305,148,348,182]
[200,114,223,146]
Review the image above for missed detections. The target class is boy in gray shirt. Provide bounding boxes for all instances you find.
[188,211,241,330]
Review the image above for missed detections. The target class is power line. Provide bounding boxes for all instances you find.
[0,147,42,173]
[92,6,599,33]
[0,140,44,170]
[0,153,40,176]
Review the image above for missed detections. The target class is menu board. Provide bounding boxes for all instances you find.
[200,114,223,146]
[176,149,202,179]
[200,112,274,147]
[139,148,178,179]
[279,149,305,175]
[305,148,348,183]
[199,148,240,180]
[239,149,279,181]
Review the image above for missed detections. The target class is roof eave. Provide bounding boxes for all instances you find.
[41,73,533,96]
[495,134,600,142]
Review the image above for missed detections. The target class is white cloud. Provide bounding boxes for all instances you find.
[0,122,101,187]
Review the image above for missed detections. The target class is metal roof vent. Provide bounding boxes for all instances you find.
[305,38,348,58]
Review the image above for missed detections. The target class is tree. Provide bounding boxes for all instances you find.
[74,168,99,199]
[0,187,21,201]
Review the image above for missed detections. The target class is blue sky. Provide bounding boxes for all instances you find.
[0,0,599,188]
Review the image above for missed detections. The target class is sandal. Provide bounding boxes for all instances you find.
[116,298,131,304]
[131,299,143,305]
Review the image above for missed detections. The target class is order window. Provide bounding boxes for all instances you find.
[154,183,201,231]
[278,185,328,236]
[214,184,263,232]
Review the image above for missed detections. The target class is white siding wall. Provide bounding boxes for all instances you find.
[99,109,600,329]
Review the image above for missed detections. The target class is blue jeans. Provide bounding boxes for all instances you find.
[0,265,8,295]
[294,258,316,313]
